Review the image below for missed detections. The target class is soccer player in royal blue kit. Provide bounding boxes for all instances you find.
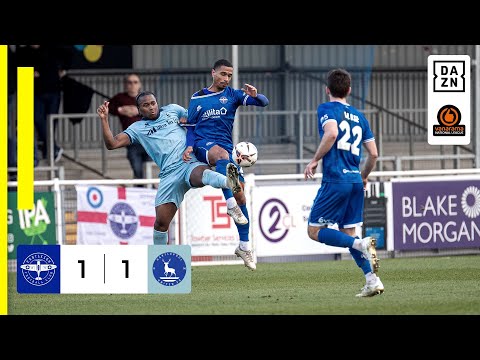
[97,92,243,245]
[304,68,385,297]
[183,59,269,271]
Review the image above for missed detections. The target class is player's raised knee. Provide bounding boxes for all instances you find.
[210,145,229,160]
[154,220,169,232]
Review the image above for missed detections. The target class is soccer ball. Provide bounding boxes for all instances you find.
[232,141,258,167]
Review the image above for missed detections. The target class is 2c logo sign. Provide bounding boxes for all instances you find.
[259,198,295,243]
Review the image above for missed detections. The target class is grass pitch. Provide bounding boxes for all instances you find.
[8,255,480,315]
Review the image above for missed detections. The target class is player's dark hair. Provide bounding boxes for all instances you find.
[136,91,156,107]
[213,59,233,70]
[327,68,351,98]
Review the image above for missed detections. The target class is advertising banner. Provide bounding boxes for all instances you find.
[180,186,241,256]
[7,192,57,260]
[76,185,157,245]
[392,178,480,250]
[252,184,352,257]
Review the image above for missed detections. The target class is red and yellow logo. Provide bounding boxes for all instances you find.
[434,105,465,136]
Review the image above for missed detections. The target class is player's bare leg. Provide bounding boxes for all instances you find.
[190,165,247,225]
[153,202,177,245]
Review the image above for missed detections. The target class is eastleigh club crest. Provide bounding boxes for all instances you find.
[20,252,57,286]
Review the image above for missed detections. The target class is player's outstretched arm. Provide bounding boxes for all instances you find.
[242,83,269,107]
[97,101,131,150]
[361,140,378,189]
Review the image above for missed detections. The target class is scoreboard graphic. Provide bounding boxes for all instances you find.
[16,245,191,294]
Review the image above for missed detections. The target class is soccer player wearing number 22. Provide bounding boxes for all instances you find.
[304,68,385,297]
[182,59,269,271]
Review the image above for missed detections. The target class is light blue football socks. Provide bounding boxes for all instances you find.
[153,229,168,245]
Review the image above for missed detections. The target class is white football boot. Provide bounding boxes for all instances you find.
[226,163,242,194]
[227,205,248,225]
[235,246,256,271]
[360,236,380,274]
[356,276,385,297]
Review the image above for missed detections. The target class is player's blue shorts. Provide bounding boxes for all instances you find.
[308,182,364,229]
[155,154,205,208]
[194,139,245,183]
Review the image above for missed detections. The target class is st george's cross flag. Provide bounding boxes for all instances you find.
[76,185,156,245]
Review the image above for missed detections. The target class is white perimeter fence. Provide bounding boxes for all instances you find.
[7,168,480,271]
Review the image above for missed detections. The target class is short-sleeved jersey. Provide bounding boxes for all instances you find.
[187,87,249,153]
[123,104,188,176]
[318,101,375,183]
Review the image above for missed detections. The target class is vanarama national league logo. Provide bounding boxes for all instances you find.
[433,104,465,136]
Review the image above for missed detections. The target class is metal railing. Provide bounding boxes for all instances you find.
[7,166,64,181]
[48,113,111,178]
[61,70,477,158]
[49,108,477,179]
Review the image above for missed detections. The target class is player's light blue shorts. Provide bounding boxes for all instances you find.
[308,182,364,229]
[155,154,205,208]
[194,139,245,183]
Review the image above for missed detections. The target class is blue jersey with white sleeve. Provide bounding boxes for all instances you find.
[123,104,189,176]
[318,101,375,183]
[186,86,268,153]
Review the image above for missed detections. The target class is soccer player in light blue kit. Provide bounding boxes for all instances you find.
[96,92,242,245]
[304,69,384,297]
[183,59,269,270]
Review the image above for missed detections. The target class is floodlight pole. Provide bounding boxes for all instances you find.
[232,45,239,147]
